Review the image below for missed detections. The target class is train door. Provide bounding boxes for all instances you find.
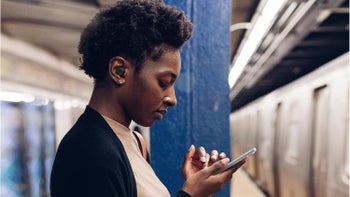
[276,93,313,197]
[230,113,243,161]
[230,114,237,159]
[245,110,259,178]
[273,102,282,197]
[256,104,278,197]
[311,86,330,197]
[324,68,349,197]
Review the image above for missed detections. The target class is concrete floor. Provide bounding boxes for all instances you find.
[231,169,267,197]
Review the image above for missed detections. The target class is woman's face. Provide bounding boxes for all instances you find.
[123,47,181,127]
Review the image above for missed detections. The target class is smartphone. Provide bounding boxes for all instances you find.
[214,147,256,174]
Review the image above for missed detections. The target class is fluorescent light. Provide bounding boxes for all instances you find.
[262,0,286,21]
[229,0,287,89]
[54,99,86,110]
[0,91,35,103]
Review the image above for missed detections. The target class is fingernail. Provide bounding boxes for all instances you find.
[221,158,230,164]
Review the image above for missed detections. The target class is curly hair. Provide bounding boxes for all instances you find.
[78,0,194,82]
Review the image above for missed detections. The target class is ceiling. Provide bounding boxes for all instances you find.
[229,0,349,111]
[1,0,349,112]
[2,0,103,65]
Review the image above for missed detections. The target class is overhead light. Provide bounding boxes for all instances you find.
[0,91,35,103]
[228,0,287,88]
[244,0,315,89]
[54,99,86,110]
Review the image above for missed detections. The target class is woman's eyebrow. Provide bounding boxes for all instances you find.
[159,71,178,80]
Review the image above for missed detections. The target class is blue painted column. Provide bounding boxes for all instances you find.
[151,0,232,196]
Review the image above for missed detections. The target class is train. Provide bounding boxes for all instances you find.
[230,52,349,197]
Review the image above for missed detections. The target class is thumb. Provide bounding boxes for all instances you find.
[182,145,195,179]
[184,144,195,162]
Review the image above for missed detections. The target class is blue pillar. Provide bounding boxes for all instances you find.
[151,0,232,196]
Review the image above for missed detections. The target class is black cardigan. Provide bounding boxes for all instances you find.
[50,106,137,197]
[50,106,191,197]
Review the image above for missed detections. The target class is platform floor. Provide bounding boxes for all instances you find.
[230,169,267,197]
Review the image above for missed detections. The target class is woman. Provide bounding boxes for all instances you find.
[50,1,244,196]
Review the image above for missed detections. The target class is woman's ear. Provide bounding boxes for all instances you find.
[109,56,127,85]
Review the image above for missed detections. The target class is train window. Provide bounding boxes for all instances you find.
[344,104,350,182]
[286,101,300,163]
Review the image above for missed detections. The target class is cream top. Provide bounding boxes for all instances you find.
[103,116,170,197]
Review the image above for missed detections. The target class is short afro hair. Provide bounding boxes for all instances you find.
[78,0,194,82]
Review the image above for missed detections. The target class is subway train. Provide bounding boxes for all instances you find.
[230,52,349,197]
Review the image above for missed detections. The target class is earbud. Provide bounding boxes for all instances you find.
[116,67,125,77]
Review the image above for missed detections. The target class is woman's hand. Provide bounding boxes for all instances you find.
[182,145,229,180]
[181,158,245,197]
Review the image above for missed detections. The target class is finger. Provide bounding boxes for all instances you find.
[204,153,210,167]
[219,152,226,160]
[183,145,195,164]
[210,150,219,163]
[198,146,207,162]
[182,145,196,179]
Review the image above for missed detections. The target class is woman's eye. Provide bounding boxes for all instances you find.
[159,81,169,89]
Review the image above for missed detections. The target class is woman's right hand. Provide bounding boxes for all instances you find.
[181,154,245,197]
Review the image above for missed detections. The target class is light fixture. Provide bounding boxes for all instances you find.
[228,0,287,88]
[0,91,35,103]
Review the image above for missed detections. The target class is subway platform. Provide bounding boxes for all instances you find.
[230,169,267,197]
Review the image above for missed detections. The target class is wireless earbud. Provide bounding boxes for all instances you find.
[116,67,125,77]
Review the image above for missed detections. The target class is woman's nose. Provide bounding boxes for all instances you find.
[164,89,177,107]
